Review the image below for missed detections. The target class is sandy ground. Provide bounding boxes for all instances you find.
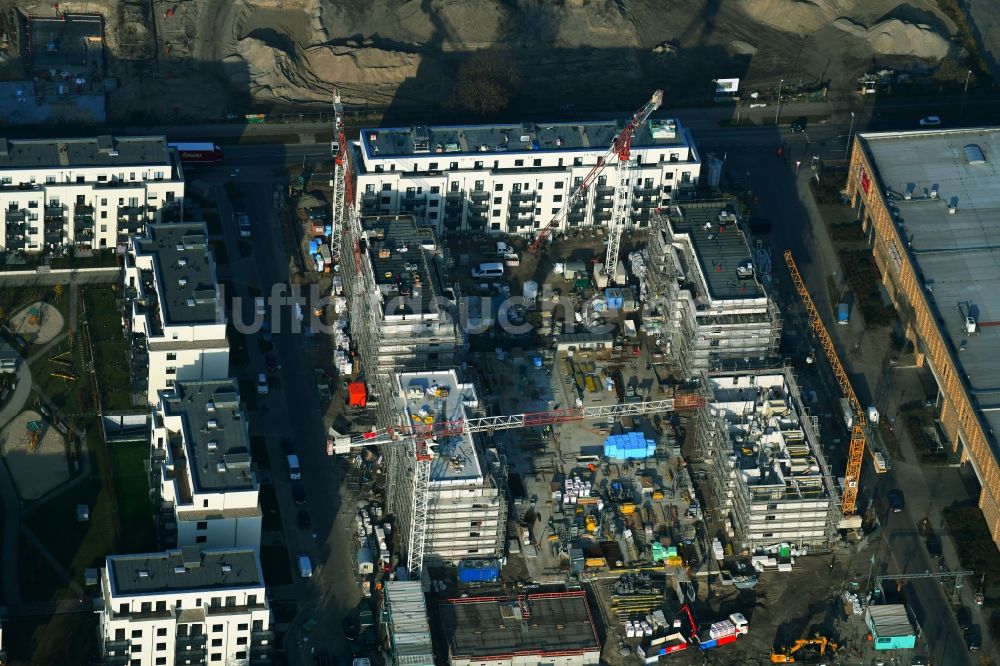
[0,0,962,121]
[0,409,69,501]
[10,302,64,346]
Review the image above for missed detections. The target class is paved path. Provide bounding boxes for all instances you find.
[0,337,34,606]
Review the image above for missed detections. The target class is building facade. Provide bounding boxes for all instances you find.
[696,371,839,550]
[846,128,1000,546]
[0,135,183,254]
[99,548,273,666]
[123,223,229,405]
[150,380,261,551]
[645,200,781,377]
[352,118,700,235]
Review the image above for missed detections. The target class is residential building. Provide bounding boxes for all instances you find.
[124,223,229,405]
[99,547,273,666]
[0,135,183,254]
[695,370,838,550]
[438,590,601,666]
[846,128,1000,545]
[383,581,434,666]
[352,117,700,235]
[150,379,261,550]
[391,369,505,566]
[645,199,781,377]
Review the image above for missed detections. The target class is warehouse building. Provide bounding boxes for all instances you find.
[99,547,273,666]
[696,370,839,550]
[123,223,229,405]
[383,580,434,666]
[847,128,1000,545]
[0,135,183,254]
[439,591,602,666]
[352,116,700,235]
[392,369,505,566]
[645,200,781,377]
[149,380,261,550]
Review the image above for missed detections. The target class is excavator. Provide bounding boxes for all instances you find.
[770,635,839,663]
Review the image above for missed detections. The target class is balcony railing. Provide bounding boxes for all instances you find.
[509,191,534,202]
[470,190,489,201]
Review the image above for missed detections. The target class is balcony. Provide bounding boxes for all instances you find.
[470,189,489,202]
[509,191,534,202]
[567,210,586,226]
[594,211,612,223]
[118,205,145,224]
[443,212,463,229]
[361,192,379,214]
[44,204,64,221]
[5,209,26,223]
[446,189,464,201]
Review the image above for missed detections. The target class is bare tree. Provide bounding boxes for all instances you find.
[446,53,521,115]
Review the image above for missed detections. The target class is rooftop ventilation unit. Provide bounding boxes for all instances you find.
[138,570,149,578]
[964,144,987,165]
[207,440,218,451]
[221,564,232,573]
[174,566,186,574]
[207,419,218,429]
[216,462,227,473]
[178,278,188,287]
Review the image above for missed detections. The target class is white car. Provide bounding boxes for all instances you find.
[256,372,269,395]
[919,116,942,127]
[237,213,251,238]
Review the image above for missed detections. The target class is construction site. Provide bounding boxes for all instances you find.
[292,91,939,666]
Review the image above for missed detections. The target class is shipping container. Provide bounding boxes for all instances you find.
[457,559,501,583]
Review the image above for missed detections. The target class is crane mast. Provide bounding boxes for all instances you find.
[528,90,663,254]
[330,87,352,264]
[784,250,884,518]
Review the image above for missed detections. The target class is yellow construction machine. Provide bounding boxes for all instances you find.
[770,636,838,663]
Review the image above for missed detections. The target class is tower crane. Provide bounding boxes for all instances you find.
[528,90,663,256]
[330,392,706,579]
[329,87,353,265]
[784,250,886,519]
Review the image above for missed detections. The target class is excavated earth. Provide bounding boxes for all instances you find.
[0,0,962,120]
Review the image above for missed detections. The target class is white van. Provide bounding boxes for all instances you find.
[471,262,504,279]
[287,454,301,480]
[297,554,313,578]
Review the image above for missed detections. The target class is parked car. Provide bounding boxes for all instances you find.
[919,115,942,127]
[297,509,311,530]
[887,489,904,513]
[256,372,269,395]
[956,606,972,630]
[297,554,313,578]
[925,534,942,558]
[789,117,807,132]
[237,213,251,238]
[292,483,307,506]
[964,625,980,651]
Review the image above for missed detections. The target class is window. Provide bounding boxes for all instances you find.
[129,173,136,180]
[237,636,248,645]
[514,159,524,166]
[555,181,564,189]
[235,651,247,659]
[552,208,559,214]
[374,165,384,173]
[196,535,207,544]
[97,175,107,182]
[118,603,129,614]
[212,624,223,633]
[252,620,264,632]
[554,195,563,202]
[490,222,501,230]
[211,639,222,647]
[573,157,583,166]
[537,181,544,189]
[429,162,438,170]
[141,602,152,613]
[238,623,249,631]
[45,176,56,184]
[430,185,440,194]
[247,595,257,605]
[27,201,37,208]
[176,599,183,609]
[196,521,208,530]
[156,659,167,666]
[211,655,222,662]
[131,630,143,639]
[475,180,485,190]
[165,367,176,376]
[428,212,438,219]
[157,642,167,650]
[493,197,502,205]
[100,225,107,232]
[156,601,166,611]
[226,595,236,606]
[157,628,167,637]
[492,210,500,217]
[494,183,503,192]
[76,175,85,183]
[429,200,438,208]
[664,171,673,180]
[449,181,460,192]
[474,161,483,169]
[100,198,108,206]
[381,183,391,191]
[534,208,541,215]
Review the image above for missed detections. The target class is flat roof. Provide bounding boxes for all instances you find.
[360,117,687,160]
[861,128,1000,443]
[665,200,764,300]
[108,547,262,596]
[0,135,170,170]
[398,370,482,484]
[135,223,220,326]
[439,591,600,658]
[363,216,440,316]
[384,581,434,659]
[159,380,255,493]
[866,604,914,637]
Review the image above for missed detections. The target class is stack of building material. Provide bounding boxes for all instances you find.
[604,432,656,459]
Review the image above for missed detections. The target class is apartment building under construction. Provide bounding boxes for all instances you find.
[645,200,781,379]
[695,370,839,550]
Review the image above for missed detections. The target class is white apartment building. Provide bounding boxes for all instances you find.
[124,223,229,405]
[99,547,273,666]
[150,380,261,550]
[697,371,838,551]
[352,117,700,235]
[0,135,183,254]
[394,370,505,565]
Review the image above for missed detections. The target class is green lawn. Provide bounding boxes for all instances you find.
[83,287,132,410]
[260,545,293,586]
[109,441,156,554]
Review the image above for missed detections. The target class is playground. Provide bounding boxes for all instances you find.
[0,409,70,500]
[10,302,64,345]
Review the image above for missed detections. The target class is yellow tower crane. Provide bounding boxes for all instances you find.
[784,250,886,518]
